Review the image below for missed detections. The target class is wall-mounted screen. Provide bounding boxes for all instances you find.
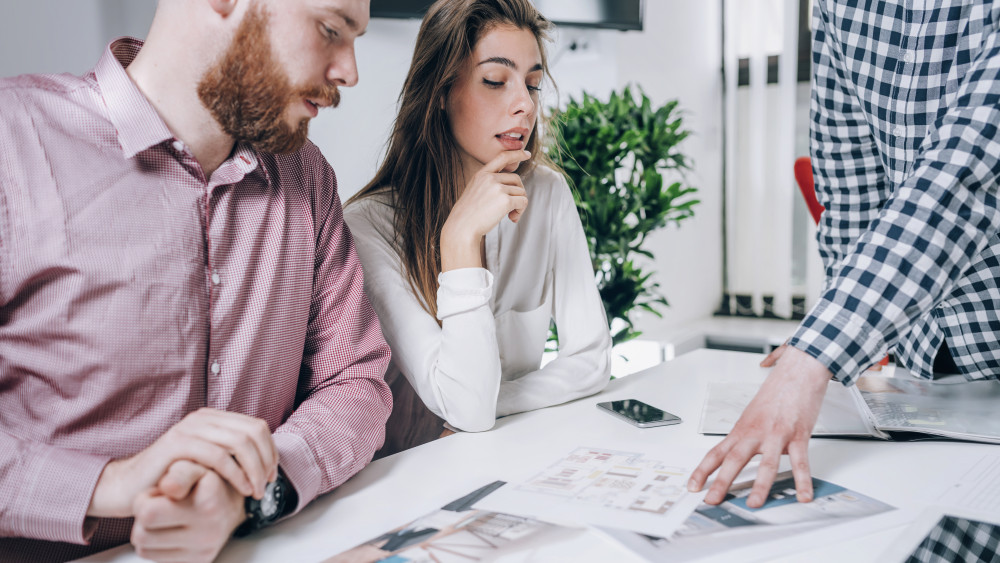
[371,0,644,31]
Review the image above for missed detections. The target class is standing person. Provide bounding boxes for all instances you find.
[690,0,1000,511]
[0,0,391,561]
[345,0,611,456]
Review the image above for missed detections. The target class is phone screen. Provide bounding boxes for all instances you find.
[599,399,681,425]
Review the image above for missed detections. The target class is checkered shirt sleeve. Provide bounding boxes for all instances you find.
[789,1,1000,383]
[905,516,1000,563]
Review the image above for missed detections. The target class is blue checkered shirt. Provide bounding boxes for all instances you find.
[789,0,1000,384]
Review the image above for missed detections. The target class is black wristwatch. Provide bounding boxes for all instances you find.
[234,472,296,537]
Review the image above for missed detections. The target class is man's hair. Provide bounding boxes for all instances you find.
[348,0,554,319]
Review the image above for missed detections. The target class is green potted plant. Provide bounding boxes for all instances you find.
[549,86,699,347]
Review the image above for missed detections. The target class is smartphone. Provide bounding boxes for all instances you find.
[596,399,682,428]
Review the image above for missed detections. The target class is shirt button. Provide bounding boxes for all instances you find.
[212,272,221,285]
[902,51,914,64]
[211,361,221,375]
[172,140,185,152]
[892,125,906,137]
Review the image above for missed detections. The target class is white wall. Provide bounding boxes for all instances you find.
[311,17,422,197]
[615,1,724,336]
[0,0,155,78]
[1,1,725,336]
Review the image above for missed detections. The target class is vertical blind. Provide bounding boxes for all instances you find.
[723,0,821,319]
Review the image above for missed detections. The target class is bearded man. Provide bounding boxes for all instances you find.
[0,1,390,561]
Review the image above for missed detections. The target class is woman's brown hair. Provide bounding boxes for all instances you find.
[347,0,554,318]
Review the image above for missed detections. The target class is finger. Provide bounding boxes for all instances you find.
[133,523,202,550]
[184,412,277,491]
[509,195,528,216]
[508,209,522,223]
[704,442,761,505]
[787,438,814,502]
[133,490,187,531]
[134,524,190,549]
[745,443,782,508]
[131,545,187,563]
[165,438,253,498]
[483,149,530,174]
[158,460,210,501]
[187,423,268,498]
[131,487,162,526]
[688,439,733,492]
[760,343,788,367]
[204,411,278,481]
[494,173,525,191]
[501,160,521,173]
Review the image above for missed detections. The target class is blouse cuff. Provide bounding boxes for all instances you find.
[436,268,493,320]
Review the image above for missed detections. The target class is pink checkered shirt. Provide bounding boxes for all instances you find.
[0,38,392,561]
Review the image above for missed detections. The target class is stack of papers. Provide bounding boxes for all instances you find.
[700,374,1000,444]
[327,446,903,562]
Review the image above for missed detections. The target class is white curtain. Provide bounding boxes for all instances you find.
[724,0,818,318]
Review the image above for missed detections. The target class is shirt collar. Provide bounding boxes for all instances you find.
[94,37,271,186]
[94,37,174,159]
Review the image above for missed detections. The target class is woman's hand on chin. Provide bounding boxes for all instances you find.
[441,149,531,271]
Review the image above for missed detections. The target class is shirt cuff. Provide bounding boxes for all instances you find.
[273,432,322,516]
[788,297,888,385]
[15,444,110,544]
[436,268,493,320]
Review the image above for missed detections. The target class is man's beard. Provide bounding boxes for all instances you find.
[197,4,340,154]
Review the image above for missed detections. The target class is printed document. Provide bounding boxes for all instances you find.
[701,375,1000,444]
[324,481,571,563]
[600,470,901,562]
[473,446,705,538]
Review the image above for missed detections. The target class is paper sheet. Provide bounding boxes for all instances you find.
[933,452,1000,510]
[473,447,706,539]
[699,380,879,437]
[324,481,571,563]
[600,510,913,563]
[856,377,1000,443]
[599,471,901,563]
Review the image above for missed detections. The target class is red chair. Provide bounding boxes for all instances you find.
[794,157,825,224]
[794,156,889,369]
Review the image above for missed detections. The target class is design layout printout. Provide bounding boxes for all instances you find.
[324,481,567,563]
[678,473,894,532]
[473,446,705,538]
[601,471,898,562]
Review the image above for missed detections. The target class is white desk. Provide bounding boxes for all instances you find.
[85,349,998,562]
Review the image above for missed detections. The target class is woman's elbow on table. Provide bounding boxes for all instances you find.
[444,409,497,433]
[581,349,613,396]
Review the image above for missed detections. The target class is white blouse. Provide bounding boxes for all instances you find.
[344,165,611,432]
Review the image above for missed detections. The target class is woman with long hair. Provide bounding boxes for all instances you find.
[345,0,611,456]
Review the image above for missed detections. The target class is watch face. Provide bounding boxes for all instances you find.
[260,480,280,517]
